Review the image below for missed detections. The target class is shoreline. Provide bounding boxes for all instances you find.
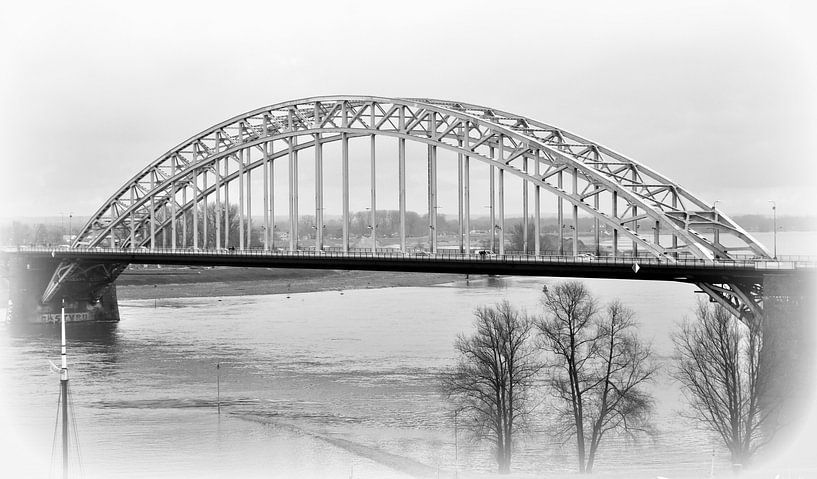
[115,267,466,300]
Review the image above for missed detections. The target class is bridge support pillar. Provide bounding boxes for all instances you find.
[5,255,121,323]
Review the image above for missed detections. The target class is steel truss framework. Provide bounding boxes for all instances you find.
[49,96,771,321]
[42,260,127,304]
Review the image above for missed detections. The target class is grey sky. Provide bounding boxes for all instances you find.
[1,0,815,220]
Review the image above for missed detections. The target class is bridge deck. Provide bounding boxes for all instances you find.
[5,247,814,285]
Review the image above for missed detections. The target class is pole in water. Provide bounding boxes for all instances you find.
[217,362,220,414]
[60,298,69,479]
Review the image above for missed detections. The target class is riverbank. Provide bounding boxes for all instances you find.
[115,266,465,300]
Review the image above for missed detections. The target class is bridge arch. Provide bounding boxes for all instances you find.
[50,96,775,321]
[75,96,769,262]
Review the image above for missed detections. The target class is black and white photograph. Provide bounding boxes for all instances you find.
[1,1,816,478]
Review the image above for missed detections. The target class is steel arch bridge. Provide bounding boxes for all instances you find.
[50,96,773,321]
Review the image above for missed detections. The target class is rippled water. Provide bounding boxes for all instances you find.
[1,232,815,479]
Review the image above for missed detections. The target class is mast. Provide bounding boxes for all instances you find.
[60,298,69,479]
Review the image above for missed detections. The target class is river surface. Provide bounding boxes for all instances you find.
[1,232,815,479]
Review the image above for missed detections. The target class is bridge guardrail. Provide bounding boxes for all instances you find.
[6,246,816,271]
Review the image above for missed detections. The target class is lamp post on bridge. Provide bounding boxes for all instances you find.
[68,212,73,247]
[768,200,777,259]
[367,225,377,253]
[559,223,565,256]
[311,224,326,252]
[365,207,377,253]
[483,205,495,252]
[561,224,575,256]
[431,205,443,254]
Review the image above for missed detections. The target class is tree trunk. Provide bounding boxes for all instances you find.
[576,426,586,472]
[503,427,512,473]
[573,380,586,472]
[586,444,596,473]
[730,447,748,472]
[496,434,507,473]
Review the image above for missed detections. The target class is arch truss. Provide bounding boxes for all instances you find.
[50,96,771,321]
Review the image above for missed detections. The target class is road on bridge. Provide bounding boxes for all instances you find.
[6,246,814,286]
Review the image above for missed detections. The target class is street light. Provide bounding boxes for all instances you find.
[366,224,378,252]
[484,205,496,252]
[768,201,777,259]
[68,212,73,246]
[311,224,326,251]
[561,224,574,256]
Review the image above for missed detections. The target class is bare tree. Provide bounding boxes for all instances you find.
[441,300,540,474]
[672,299,776,469]
[537,281,656,473]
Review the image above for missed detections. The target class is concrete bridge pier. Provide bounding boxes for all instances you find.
[5,255,121,323]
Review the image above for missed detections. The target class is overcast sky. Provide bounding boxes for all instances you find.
[1,0,815,220]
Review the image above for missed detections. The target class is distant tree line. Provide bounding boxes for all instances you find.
[1,221,70,246]
[729,214,817,232]
[3,209,815,247]
[507,220,587,254]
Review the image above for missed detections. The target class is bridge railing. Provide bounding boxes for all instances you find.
[7,246,817,270]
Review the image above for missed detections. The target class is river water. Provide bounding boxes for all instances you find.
[1,232,815,479]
